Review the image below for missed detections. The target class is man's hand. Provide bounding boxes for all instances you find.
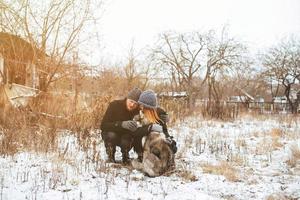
[121,120,138,132]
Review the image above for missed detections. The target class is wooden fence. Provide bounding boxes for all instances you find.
[196,100,299,114]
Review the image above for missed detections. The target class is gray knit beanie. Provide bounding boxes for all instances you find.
[127,87,142,102]
[138,90,157,109]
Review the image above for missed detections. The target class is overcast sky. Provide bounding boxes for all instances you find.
[95,0,300,64]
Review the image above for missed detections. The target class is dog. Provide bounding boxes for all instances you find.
[132,111,175,177]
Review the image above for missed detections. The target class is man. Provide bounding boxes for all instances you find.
[100,88,141,164]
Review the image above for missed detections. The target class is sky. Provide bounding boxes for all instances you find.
[95,0,300,64]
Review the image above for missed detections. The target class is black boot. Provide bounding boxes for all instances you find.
[133,135,144,162]
[121,149,130,165]
[137,152,143,162]
[106,144,116,163]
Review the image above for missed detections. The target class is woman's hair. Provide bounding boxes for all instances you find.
[143,107,160,124]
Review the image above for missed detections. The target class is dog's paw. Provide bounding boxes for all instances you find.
[131,159,143,170]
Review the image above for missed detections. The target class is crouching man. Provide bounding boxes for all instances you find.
[100,88,141,164]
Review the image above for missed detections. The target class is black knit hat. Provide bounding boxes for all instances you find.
[127,87,142,102]
[138,90,157,109]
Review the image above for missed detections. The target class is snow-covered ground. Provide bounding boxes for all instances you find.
[0,114,299,200]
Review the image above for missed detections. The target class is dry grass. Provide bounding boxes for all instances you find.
[255,138,271,155]
[235,137,247,149]
[174,160,198,182]
[201,102,239,121]
[255,136,284,155]
[286,144,300,168]
[271,137,284,150]
[266,193,295,200]
[29,92,111,130]
[0,92,111,156]
[252,131,262,138]
[201,161,240,182]
[270,128,284,138]
[252,128,285,156]
[176,169,198,182]
[269,128,284,151]
[0,120,58,155]
[158,98,189,125]
[230,154,246,166]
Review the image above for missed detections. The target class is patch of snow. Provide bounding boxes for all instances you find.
[0,115,299,199]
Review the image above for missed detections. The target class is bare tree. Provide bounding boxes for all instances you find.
[152,31,206,108]
[123,40,151,91]
[203,28,248,116]
[262,36,300,113]
[0,0,103,91]
[124,41,138,89]
[152,28,248,114]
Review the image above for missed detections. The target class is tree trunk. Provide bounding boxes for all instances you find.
[284,84,297,114]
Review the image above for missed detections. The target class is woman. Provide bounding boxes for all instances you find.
[133,90,177,161]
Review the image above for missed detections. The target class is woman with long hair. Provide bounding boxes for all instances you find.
[133,90,177,161]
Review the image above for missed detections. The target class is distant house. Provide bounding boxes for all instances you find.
[272,89,299,104]
[272,96,287,104]
[254,96,264,103]
[0,32,44,107]
[228,95,253,103]
[0,32,44,87]
[228,94,266,110]
[157,91,188,99]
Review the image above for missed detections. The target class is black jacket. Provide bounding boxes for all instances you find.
[100,98,139,133]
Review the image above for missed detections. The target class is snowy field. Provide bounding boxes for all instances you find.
[0,114,299,200]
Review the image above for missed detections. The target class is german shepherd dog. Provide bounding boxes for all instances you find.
[132,111,175,177]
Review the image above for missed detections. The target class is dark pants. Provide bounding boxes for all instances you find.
[101,126,150,162]
[132,135,143,154]
[101,131,133,162]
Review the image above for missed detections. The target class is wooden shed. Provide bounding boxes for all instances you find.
[0,32,43,107]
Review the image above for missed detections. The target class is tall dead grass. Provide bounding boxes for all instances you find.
[158,98,189,125]
[286,144,300,168]
[201,102,240,120]
[0,106,58,155]
[158,98,240,123]
[201,161,240,182]
[270,128,284,138]
[0,92,111,156]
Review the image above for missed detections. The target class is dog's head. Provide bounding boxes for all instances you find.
[142,132,175,177]
[133,110,150,127]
